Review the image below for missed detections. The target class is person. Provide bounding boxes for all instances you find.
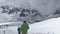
[21,21,29,34]
[17,27,21,34]
[3,30,5,34]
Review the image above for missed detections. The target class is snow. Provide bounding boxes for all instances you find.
[28,17,60,34]
[0,17,60,34]
[0,22,17,25]
[0,26,18,34]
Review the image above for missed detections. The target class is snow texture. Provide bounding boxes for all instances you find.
[0,17,60,34]
[28,17,60,34]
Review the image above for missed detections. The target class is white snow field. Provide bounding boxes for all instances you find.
[28,17,60,34]
[0,26,18,34]
[0,17,60,34]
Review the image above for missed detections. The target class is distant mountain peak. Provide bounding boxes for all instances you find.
[0,5,45,23]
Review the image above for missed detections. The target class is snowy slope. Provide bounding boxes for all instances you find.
[0,26,18,34]
[28,17,60,34]
[1,17,60,34]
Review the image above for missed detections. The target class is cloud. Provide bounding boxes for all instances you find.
[0,0,5,2]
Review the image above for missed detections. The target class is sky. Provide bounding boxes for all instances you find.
[0,0,59,9]
[0,0,59,8]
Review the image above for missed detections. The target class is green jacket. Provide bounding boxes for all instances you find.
[21,23,29,31]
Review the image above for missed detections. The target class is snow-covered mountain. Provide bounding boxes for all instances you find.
[0,5,46,23]
[0,0,57,15]
[0,5,60,23]
[0,0,60,23]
